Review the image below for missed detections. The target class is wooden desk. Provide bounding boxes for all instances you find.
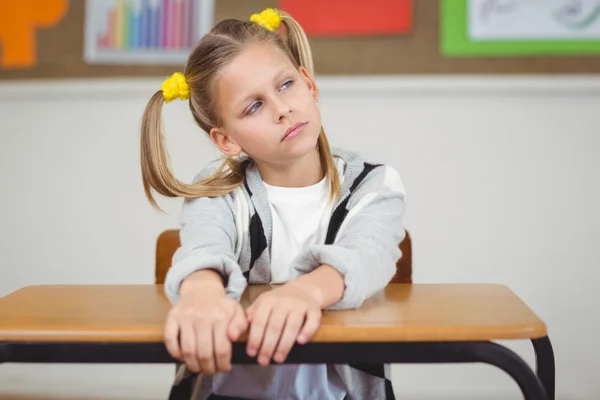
[0,284,554,400]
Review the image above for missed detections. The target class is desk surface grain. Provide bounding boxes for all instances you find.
[0,284,546,343]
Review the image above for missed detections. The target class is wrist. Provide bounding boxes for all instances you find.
[180,269,226,298]
[287,279,325,307]
[288,265,345,309]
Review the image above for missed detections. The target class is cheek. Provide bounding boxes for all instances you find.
[232,117,278,148]
[300,88,319,113]
[305,98,321,122]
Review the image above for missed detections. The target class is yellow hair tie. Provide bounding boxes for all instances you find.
[250,8,282,31]
[161,72,190,103]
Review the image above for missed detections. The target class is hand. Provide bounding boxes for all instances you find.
[163,281,248,375]
[245,283,322,366]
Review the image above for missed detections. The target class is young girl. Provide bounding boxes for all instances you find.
[140,8,407,400]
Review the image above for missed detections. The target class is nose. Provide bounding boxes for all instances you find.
[273,97,292,123]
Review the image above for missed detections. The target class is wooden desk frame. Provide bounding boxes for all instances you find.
[1,336,554,399]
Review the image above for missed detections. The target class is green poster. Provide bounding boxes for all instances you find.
[441,0,600,57]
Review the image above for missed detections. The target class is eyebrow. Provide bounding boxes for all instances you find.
[235,68,290,110]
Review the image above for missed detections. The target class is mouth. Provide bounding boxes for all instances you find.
[282,122,308,142]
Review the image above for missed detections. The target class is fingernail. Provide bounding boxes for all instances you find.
[247,348,257,357]
[274,353,284,363]
[297,334,306,343]
[258,355,269,365]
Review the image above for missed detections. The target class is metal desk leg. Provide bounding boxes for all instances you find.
[462,342,548,400]
[532,336,555,400]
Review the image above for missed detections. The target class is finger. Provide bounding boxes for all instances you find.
[246,303,272,358]
[163,313,182,360]
[195,318,216,375]
[297,309,321,345]
[228,305,248,341]
[213,316,232,373]
[273,311,303,364]
[245,303,256,323]
[257,308,288,366]
[180,320,200,373]
[246,296,264,323]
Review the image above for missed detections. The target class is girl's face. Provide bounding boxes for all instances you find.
[210,42,321,167]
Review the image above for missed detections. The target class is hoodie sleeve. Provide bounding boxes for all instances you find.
[291,165,407,310]
[163,165,247,305]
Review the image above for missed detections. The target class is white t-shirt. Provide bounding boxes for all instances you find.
[264,176,334,283]
[212,174,347,400]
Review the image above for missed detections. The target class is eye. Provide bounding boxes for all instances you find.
[280,80,294,90]
[246,101,262,115]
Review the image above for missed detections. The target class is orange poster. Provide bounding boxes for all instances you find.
[278,0,412,36]
[0,0,69,69]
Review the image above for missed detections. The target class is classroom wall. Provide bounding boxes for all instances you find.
[0,75,599,399]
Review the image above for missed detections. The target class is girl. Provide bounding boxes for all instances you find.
[140,7,407,400]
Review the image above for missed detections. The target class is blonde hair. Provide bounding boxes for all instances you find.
[140,10,340,209]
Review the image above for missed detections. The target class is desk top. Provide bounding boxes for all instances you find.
[0,284,546,343]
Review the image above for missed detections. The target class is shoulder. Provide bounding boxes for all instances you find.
[182,157,252,214]
[332,147,407,202]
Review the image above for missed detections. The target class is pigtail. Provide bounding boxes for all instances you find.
[280,12,315,77]
[279,11,341,203]
[317,128,341,203]
[140,90,243,210]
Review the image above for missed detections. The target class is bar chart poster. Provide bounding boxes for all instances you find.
[84,0,214,64]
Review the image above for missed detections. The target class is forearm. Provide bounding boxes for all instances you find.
[287,264,345,309]
[180,269,226,298]
[165,187,240,304]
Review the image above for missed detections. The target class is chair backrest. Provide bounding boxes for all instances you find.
[155,229,412,284]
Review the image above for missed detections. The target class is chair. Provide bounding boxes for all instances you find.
[155,229,412,285]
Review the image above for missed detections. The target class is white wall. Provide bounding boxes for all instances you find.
[0,76,598,399]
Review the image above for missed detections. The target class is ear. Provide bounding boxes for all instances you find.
[298,66,319,102]
[209,127,242,157]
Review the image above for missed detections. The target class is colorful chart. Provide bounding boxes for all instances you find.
[84,0,214,64]
[278,0,412,36]
[441,0,600,57]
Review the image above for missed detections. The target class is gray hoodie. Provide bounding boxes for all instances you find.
[165,148,408,400]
